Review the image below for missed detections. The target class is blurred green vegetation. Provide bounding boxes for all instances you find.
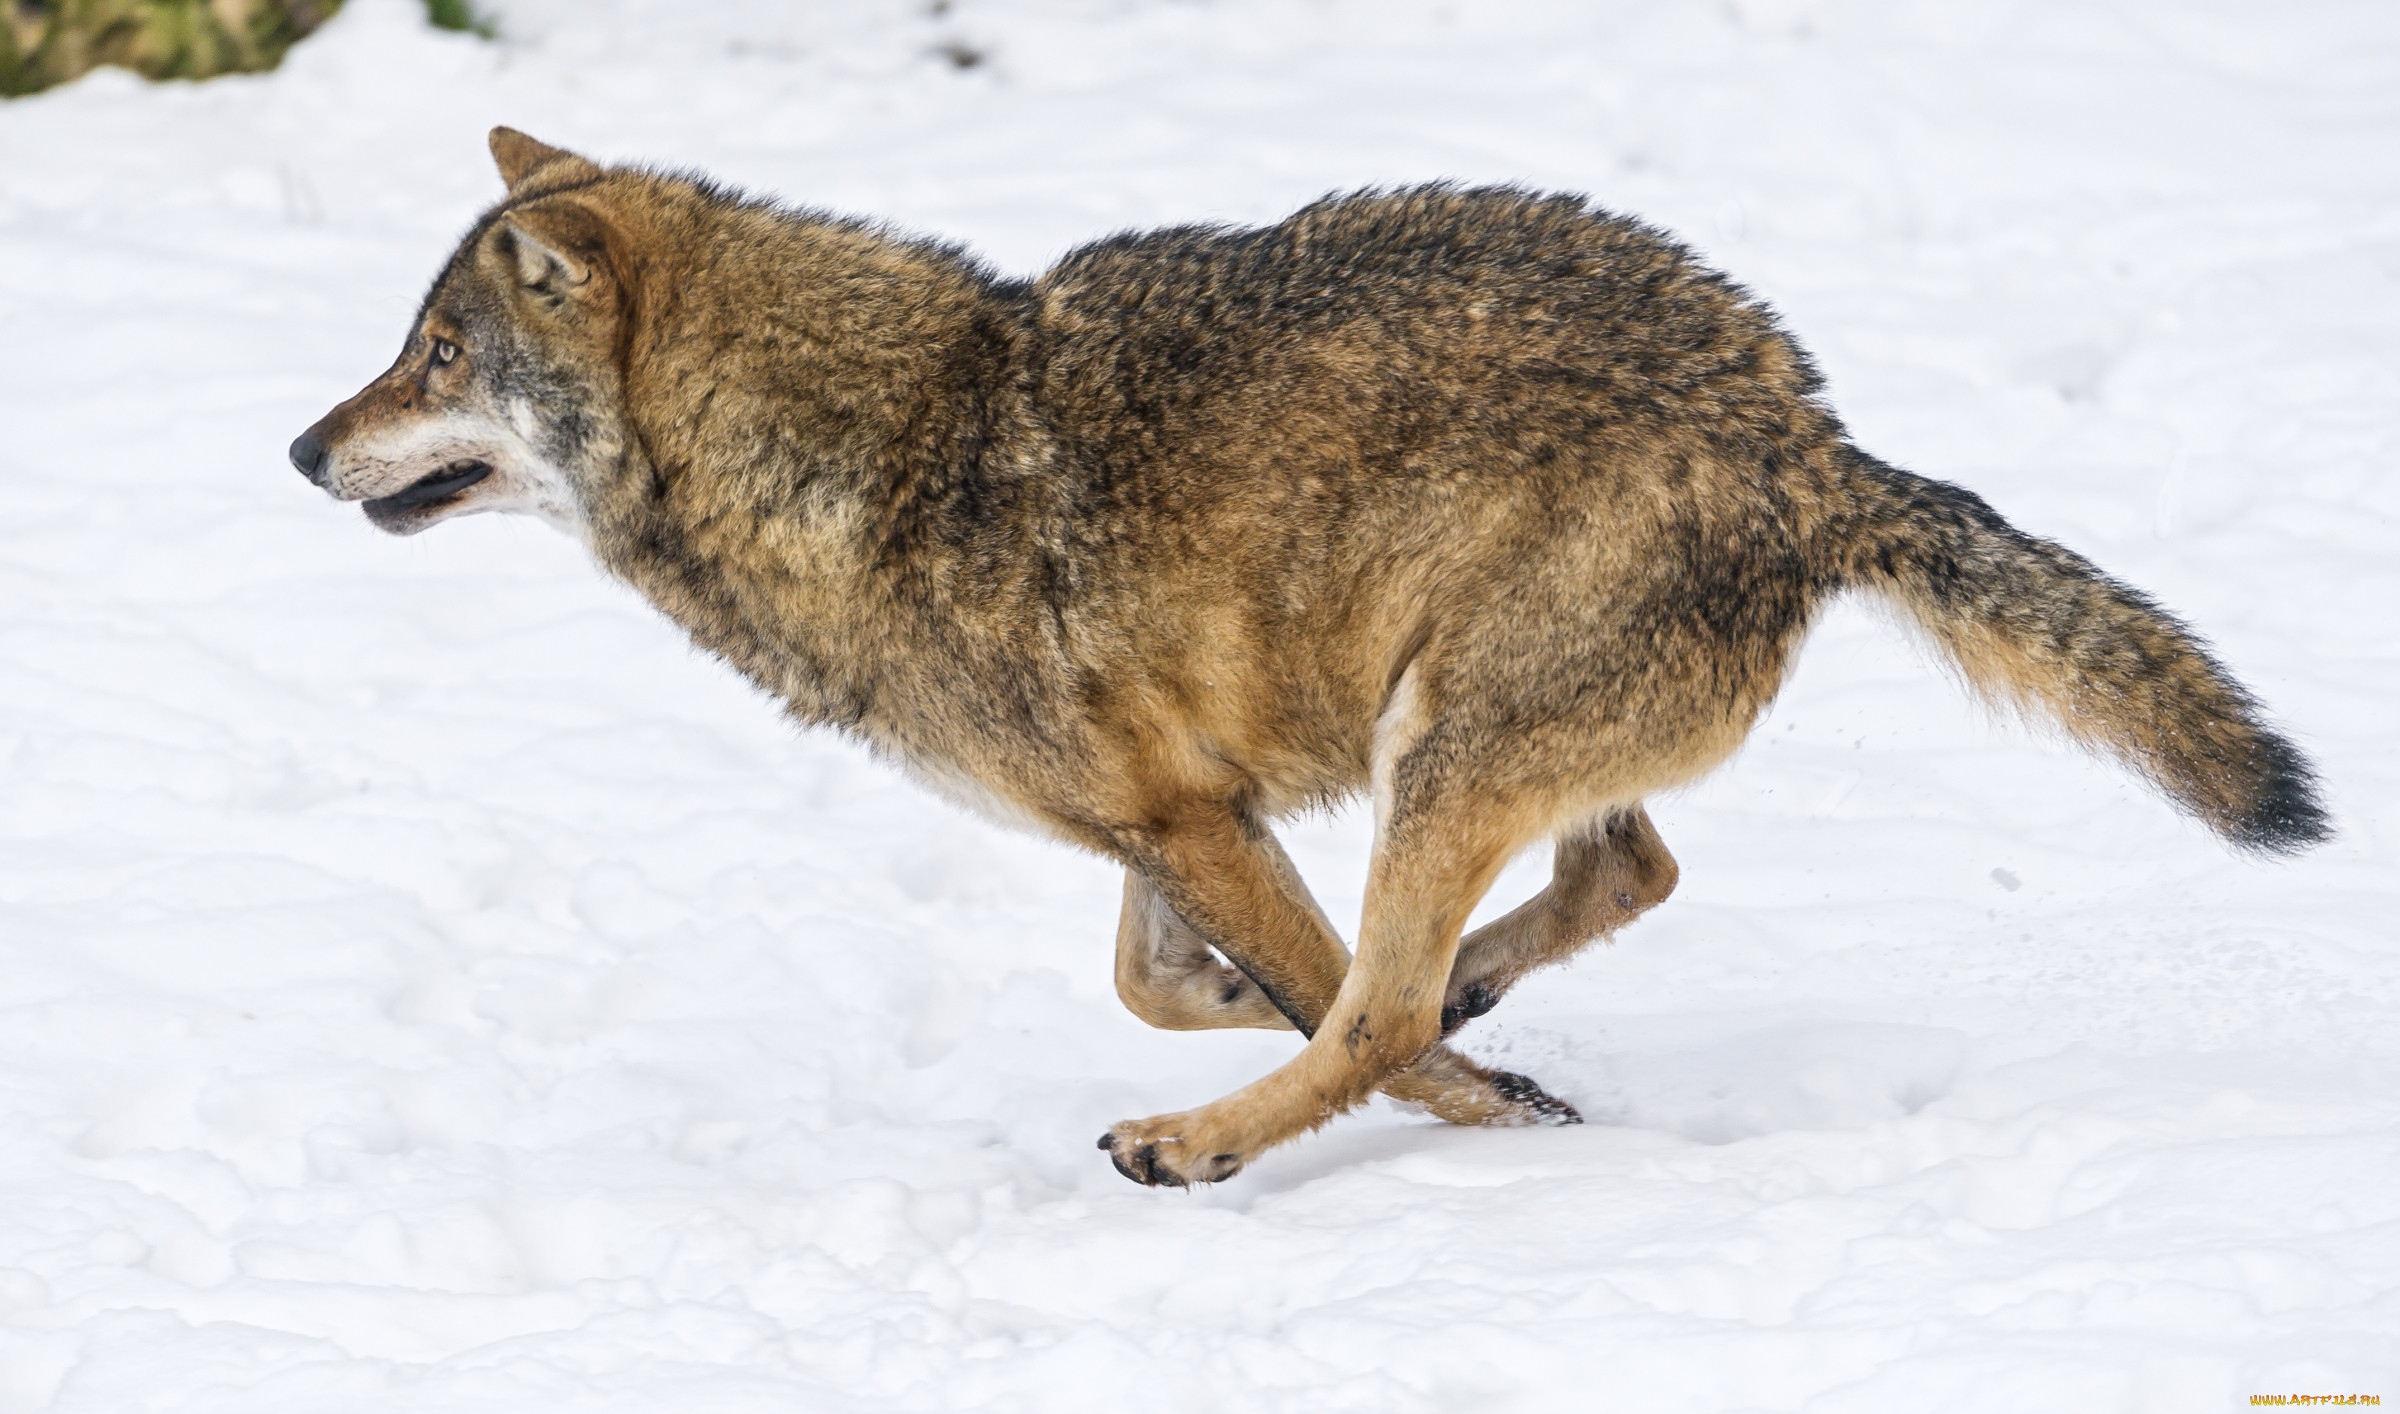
[2,0,493,98]
[421,0,491,38]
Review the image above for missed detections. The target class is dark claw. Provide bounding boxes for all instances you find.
[1132,1141,1186,1187]
[1491,1070,1583,1125]
[1099,1132,1189,1187]
[1440,982,1499,1035]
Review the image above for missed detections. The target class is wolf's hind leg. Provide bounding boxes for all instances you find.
[1440,805,1678,1034]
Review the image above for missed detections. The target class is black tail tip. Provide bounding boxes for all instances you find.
[2225,731,2332,856]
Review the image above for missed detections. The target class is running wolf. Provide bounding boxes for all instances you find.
[291,130,2327,1186]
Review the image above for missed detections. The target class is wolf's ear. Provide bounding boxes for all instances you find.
[489,126,601,195]
[500,202,608,302]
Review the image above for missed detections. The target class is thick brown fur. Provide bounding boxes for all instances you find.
[295,130,2327,1186]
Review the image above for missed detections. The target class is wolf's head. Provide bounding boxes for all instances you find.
[290,129,628,537]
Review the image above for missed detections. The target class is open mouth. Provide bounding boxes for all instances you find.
[365,460,492,518]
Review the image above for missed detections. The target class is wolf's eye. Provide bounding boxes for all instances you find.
[433,340,460,365]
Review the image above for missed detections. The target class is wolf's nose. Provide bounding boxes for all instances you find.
[288,429,329,484]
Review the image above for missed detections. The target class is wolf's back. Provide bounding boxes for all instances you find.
[1812,454,2327,853]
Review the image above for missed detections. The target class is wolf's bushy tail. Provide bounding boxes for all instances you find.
[1814,451,2327,853]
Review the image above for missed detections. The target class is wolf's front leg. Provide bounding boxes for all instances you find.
[1101,800,1559,1186]
[1099,806,1574,1181]
[1114,863,1301,1031]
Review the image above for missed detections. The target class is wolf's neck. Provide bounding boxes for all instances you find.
[588,208,1056,743]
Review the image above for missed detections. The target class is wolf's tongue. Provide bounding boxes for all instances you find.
[377,461,492,511]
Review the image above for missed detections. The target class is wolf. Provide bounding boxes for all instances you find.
[291,129,2326,1186]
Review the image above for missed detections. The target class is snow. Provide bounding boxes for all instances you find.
[2,0,2396,1407]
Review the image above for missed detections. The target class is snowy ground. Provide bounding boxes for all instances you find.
[2,1,2397,1408]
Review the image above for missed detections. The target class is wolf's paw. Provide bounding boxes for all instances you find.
[1097,1114,1249,1187]
[1385,1046,1583,1127]
[1489,1070,1582,1126]
[1439,981,1501,1035]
